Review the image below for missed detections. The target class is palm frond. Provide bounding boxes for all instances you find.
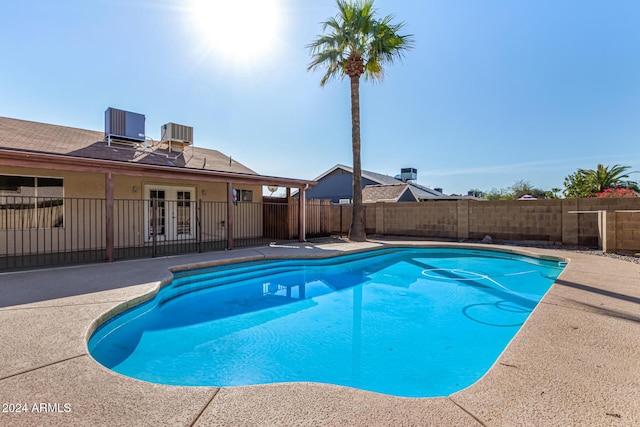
[577,163,636,192]
[307,0,413,85]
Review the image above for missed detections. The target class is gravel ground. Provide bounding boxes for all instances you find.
[358,235,640,265]
[569,249,640,264]
[492,241,640,265]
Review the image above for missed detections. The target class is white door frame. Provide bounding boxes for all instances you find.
[144,185,196,242]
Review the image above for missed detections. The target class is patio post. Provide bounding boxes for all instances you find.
[227,182,234,250]
[298,185,306,242]
[198,199,203,253]
[105,171,114,262]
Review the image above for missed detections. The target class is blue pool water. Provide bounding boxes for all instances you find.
[88,247,565,397]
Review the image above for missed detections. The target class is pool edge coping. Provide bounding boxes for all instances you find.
[3,240,639,426]
[84,242,571,390]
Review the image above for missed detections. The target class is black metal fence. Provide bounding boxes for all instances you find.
[1,197,106,270]
[0,196,332,271]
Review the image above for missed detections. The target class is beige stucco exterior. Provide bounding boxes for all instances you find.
[0,165,262,201]
[0,165,265,256]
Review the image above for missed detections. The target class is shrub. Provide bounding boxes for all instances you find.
[594,188,639,198]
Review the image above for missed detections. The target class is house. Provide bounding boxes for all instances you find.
[304,164,465,203]
[0,112,315,267]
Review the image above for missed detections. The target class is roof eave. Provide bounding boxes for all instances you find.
[0,148,316,188]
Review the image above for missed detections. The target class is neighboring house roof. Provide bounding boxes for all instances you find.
[313,164,400,185]
[362,183,414,203]
[308,164,468,201]
[406,182,452,200]
[0,116,256,175]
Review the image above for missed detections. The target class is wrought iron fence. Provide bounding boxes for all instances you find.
[0,196,106,270]
[0,196,332,271]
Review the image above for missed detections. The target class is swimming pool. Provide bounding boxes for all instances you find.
[88,247,565,397]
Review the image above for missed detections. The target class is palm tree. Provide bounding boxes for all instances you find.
[578,164,637,193]
[307,0,414,241]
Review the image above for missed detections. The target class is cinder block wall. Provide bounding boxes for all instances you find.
[575,198,640,246]
[468,200,563,241]
[616,211,640,252]
[327,198,640,250]
[378,201,458,238]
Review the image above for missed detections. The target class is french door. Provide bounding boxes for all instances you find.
[144,186,195,242]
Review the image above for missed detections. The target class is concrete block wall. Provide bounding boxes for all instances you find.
[457,200,469,240]
[376,201,458,238]
[325,198,640,251]
[615,211,640,253]
[575,198,640,246]
[562,199,579,245]
[366,204,377,234]
[468,200,563,241]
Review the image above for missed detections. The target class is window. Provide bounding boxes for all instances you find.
[237,189,253,202]
[0,175,64,229]
[0,175,35,194]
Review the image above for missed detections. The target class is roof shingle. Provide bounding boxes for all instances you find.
[0,116,256,175]
[362,183,411,203]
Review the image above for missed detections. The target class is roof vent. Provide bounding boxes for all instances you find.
[105,107,146,146]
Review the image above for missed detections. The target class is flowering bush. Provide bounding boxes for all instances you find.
[594,188,639,198]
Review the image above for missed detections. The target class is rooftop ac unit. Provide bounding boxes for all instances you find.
[105,107,146,145]
[161,122,193,145]
[400,167,417,183]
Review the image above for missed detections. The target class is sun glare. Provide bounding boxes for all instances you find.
[188,0,283,67]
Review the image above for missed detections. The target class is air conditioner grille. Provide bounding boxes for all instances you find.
[162,122,193,145]
[105,107,146,143]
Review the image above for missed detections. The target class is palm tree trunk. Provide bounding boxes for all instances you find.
[349,74,366,241]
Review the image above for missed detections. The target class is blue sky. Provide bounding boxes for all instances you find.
[2,0,639,195]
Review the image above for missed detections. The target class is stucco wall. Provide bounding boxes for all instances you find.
[1,165,262,202]
[0,166,265,255]
[0,166,105,197]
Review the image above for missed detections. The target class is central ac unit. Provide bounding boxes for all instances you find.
[161,122,194,145]
[105,107,146,145]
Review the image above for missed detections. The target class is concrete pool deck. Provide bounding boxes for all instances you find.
[0,240,638,426]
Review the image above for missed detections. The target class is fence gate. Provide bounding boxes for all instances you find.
[263,197,292,240]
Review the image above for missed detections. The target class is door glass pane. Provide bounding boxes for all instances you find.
[176,191,191,235]
[149,190,166,236]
